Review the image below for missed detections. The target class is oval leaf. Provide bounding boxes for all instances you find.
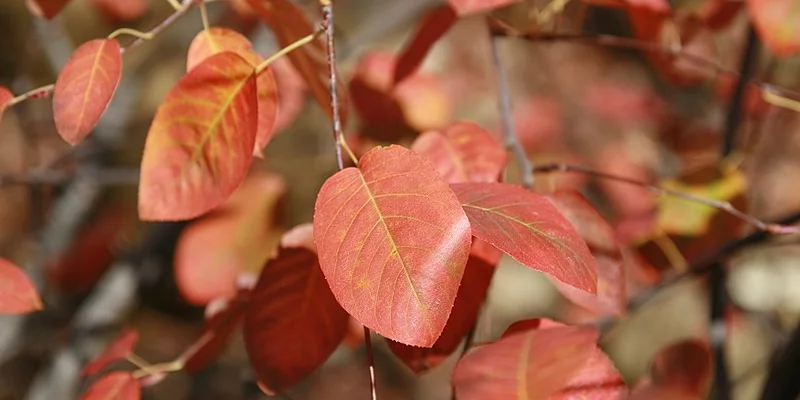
[53,39,122,145]
[0,258,43,314]
[451,182,598,293]
[138,51,258,221]
[453,323,599,400]
[0,86,12,123]
[313,145,472,347]
[80,372,140,400]
[83,329,139,377]
[393,5,458,84]
[412,121,507,184]
[244,241,349,393]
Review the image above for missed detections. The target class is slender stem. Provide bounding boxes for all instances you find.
[8,84,55,106]
[532,163,800,235]
[107,28,155,41]
[131,360,184,379]
[126,353,152,370]
[164,0,182,10]
[321,0,345,171]
[120,0,197,54]
[199,1,211,31]
[487,25,534,189]
[363,326,378,400]
[255,28,324,75]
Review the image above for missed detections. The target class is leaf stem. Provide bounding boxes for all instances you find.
[199,1,211,32]
[338,134,358,165]
[487,23,534,189]
[125,353,152,370]
[255,29,324,76]
[8,84,55,106]
[164,0,182,10]
[131,360,184,379]
[107,28,155,41]
[320,0,346,171]
[363,326,378,400]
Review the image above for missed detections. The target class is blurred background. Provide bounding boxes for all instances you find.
[1,0,799,399]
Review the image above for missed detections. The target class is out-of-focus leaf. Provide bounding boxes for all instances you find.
[453,321,599,400]
[0,86,13,123]
[182,292,250,372]
[628,339,711,400]
[313,145,472,347]
[80,372,140,400]
[393,5,458,84]
[412,121,507,184]
[748,0,800,57]
[451,182,598,294]
[244,228,349,393]
[88,0,149,21]
[138,51,258,221]
[187,27,279,156]
[244,0,348,126]
[83,329,139,377]
[448,0,524,16]
[25,0,72,19]
[0,258,43,314]
[53,39,123,145]
[175,173,285,305]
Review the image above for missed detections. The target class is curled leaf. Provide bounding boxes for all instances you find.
[138,51,258,221]
[53,39,123,145]
[313,145,472,347]
[0,258,43,314]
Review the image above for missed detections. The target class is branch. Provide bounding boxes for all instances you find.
[759,318,800,400]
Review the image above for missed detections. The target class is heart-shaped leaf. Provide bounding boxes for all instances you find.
[313,145,472,347]
[53,38,122,145]
[0,258,43,314]
[187,27,279,156]
[412,121,507,184]
[80,372,140,400]
[138,51,258,221]
[451,182,597,293]
[83,329,139,377]
[244,227,349,393]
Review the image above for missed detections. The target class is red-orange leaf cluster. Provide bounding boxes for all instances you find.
[80,372,140,400]
[83,329,139,377]
[53,39,123,145]
[138,51,258,221]
[0,258,43,314]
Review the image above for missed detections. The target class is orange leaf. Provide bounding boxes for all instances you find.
[175,173,286,305]
[412,121,507,184]
[244,230,349,393]
[88,0,149,22]
[187,27,278,156]
[138,51,258,221]
[448,0,523,16]
[313,145,472,347]
[0,258,43,314]
[80,372,140,400]
[53,39,123,145]
[82,329,139,377]
[748,0,800,57]
[244,0,348,126]
[452,322,599,400]
[393,5,458,84]
[547,191,626,318]
[25,0,72,19]
[388,239,496,373]
[451,182,598,294]
[0,86,12,123]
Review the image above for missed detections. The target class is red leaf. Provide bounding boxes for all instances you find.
[53,39,123,145]
[244,0,348,126]
[393,5,458,84]
[80,372,140,400]
[411,121,507,184]
[0,258,43,314]
[451,182,598,293]
[452,323,599,400]
[0,86,12,123]
[182,293,249,372]
[186,27,279,156]
[88,0,149,22]
[175,173,286,305]
[628,339,711,399]
[83,329,139,377]
[25,0,72,19]
[388,241,496,373]
[547,191,626,318]
[448,0,524,16]
[138,51,258,221]
[244,237,349,393]
[748,0,800,57]
[313,145,472,347]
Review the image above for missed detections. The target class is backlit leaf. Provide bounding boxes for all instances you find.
[452,322,599,400]
[547,191,626,318]
[0,258,43,314]
[388,240,496,373]
[175,173,286,305]
[26,0,71,19]
[412,121,507,184]
[53,39,123,145]
[138,51,258,221]
[451,182,597,293]
[393,5,458,84]
[448,0,524,16]
[748,0,800,57]
[187,27,279,156]
[0,86,12,123]
[80,372,140,400]
[245,0,348,126]
[244,231,349,393]
[313,145,472,347]
[182,292,249,372]
[82,329,139,377]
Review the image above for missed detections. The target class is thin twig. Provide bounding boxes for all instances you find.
[256,28,325,75]
[488,25,534,189]
[321,0,345,171]
[532,163,800,235]
[363,326,378,400]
